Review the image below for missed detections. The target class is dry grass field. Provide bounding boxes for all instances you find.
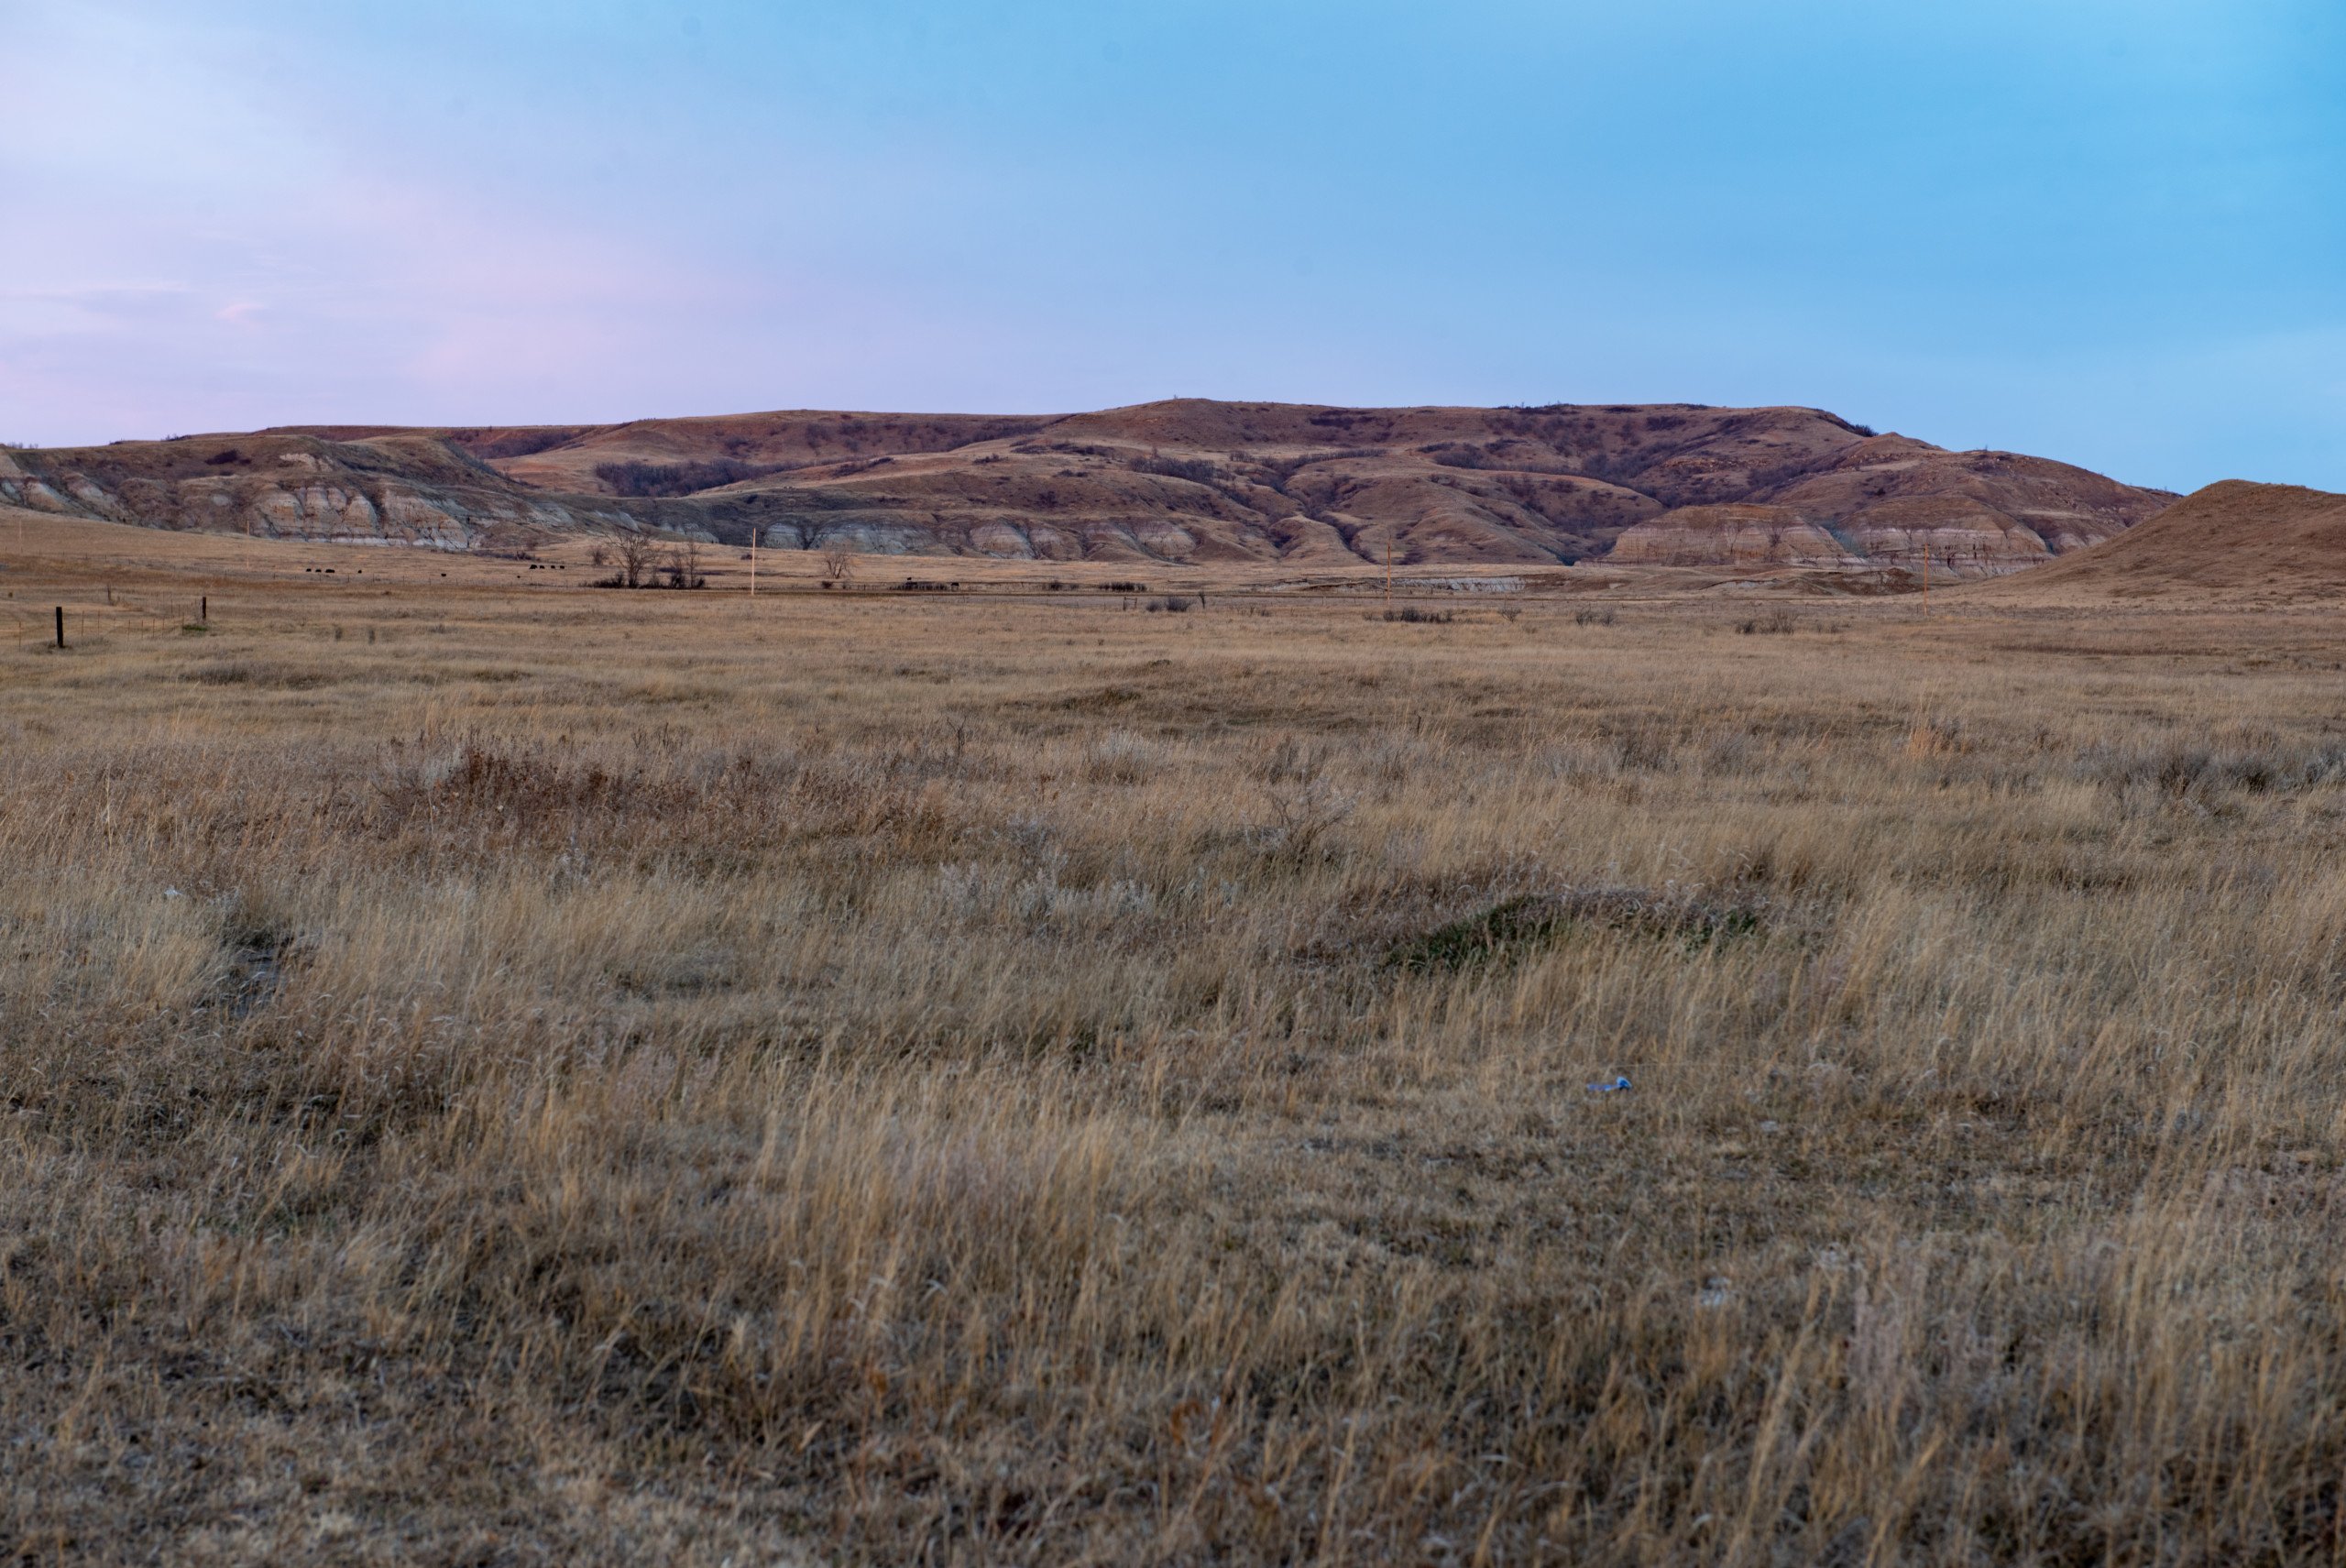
[9,510,2346,1563]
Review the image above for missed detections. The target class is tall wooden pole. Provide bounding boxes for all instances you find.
[749,524,758,598]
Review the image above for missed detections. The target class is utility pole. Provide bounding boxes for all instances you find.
[1384,533,1393,610]
[749,523,758,599]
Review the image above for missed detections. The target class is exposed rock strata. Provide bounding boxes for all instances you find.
[1609,504,1863,568]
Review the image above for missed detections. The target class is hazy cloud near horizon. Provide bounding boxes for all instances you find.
[2,0,2341,491]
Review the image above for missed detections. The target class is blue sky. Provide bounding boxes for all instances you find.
[2,0,2340,490]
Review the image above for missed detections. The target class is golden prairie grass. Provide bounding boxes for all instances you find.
[8,518,2346,1562]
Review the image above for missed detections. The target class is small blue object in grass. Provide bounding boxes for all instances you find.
[1586,1075,1631,1094]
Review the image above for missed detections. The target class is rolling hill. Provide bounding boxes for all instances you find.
[1970,480,2346,603]
[0,400,2173,572]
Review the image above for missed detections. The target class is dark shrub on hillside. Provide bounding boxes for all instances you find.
[595,458,793,498]
[1131,455,1220,484]
[448,428,585,460]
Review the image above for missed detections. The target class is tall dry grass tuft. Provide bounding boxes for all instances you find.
[8,568,2346,1561]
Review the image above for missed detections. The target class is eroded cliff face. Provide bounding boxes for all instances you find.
[1829,498,2051,575]
[4,401,2172,575]
[0,432,666,550]
[1606,443,2160,578]
[1608,504,1862,569]
[1754,440,2154,576]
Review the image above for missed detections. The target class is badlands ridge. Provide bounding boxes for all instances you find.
[0,400,2173,577]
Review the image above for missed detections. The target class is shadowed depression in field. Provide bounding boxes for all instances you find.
[8,513,2346,1562]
